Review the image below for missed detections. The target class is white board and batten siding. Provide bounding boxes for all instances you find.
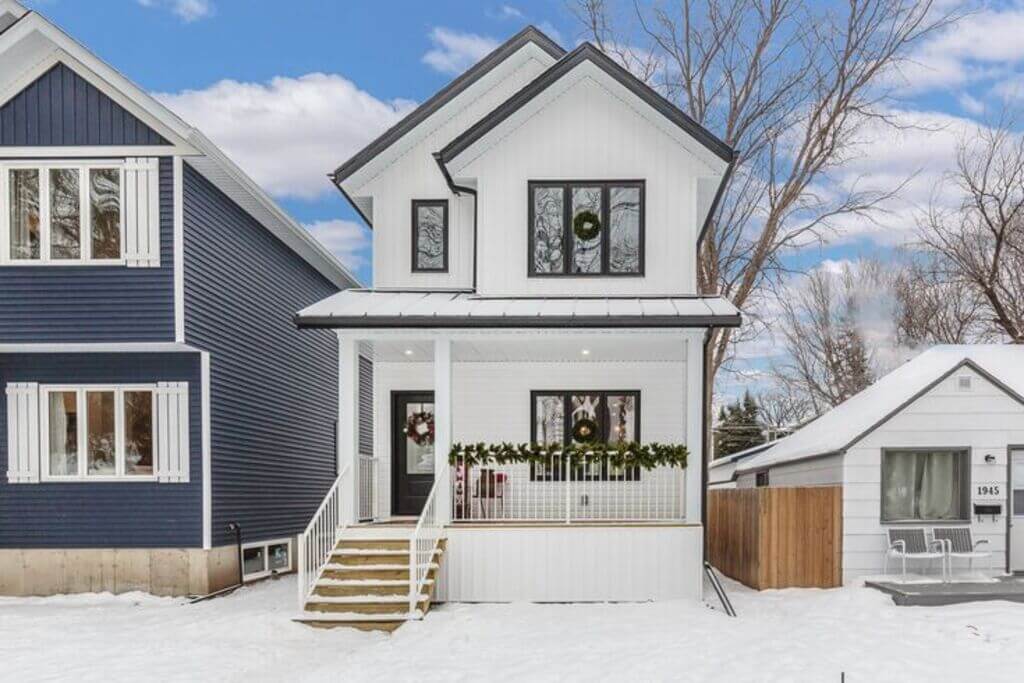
[455,64,724,298]
[357,49,555,290]
[841,365,1024,582]
[437,525,703,602]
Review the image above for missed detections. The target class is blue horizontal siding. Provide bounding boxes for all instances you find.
[0,62,168,146]
[0,158,175,342]
[182,162,340,547]
[0,352,202,548]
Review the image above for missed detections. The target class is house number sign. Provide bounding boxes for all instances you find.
[975,483,1001,499]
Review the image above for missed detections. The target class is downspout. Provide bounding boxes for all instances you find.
[701,328,712,558]
[432,152,478,292]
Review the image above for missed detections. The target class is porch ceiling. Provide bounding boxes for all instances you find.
[367,334,688,362]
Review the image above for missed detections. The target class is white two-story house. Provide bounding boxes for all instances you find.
[292,27,740,630]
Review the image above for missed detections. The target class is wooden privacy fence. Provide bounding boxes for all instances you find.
[708,486,842,589]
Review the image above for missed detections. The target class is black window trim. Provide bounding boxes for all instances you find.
[529,389,641,482]
[411,199,449,273]
[527,180,645,278]
[879,447,972,524]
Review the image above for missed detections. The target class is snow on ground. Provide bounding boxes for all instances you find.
[1,575,1022,683]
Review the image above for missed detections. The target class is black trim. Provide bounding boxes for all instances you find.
[296,313,742,329]
[438,43,735,167]
[411,199,449,273]
[431,151,479,289]
[331,25,565,218]
[529,390,641,482]
[527,180,645,277]
[696,154,737,262]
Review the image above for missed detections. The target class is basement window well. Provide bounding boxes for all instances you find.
[241,538,293,581]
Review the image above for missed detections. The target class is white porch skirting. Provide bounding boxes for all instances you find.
[435,524,703,602]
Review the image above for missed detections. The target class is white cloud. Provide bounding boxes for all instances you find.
[137,0,213,22]
[499,5,523,19]
[422,27,500,76]
[958,92,986,115]
[896,3,1024,94]
[155,73,416,200]
[303,219,371,271]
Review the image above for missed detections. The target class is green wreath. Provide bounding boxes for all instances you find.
[573,210,601,241]
[571,418,600,443]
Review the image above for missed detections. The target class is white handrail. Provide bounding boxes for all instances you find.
[297,464,351,610]
[409,479,443,616]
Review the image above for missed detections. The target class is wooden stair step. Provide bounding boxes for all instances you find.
[321,567,410,581]
[304,600,429,615]
[313,579,432,597]
[332,553,411,566]
[336,539,411,551]
[293,611,422,633]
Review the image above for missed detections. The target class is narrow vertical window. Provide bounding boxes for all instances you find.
[124,391,154,476]
[86,390,117,476]
[90,168,121,260]
[570,186,603,274]
[49,168,81,260]
[530,185,565,274]
[48,391,79,476]
[9,168,40,260]
[608,185,642,273]
[412,200,447,272]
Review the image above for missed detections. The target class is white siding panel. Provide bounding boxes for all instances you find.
[839,366,1024,583]
[437,525,703,601]
[365,54,553,289]
[464,74,711,297]
[765,454,843,487]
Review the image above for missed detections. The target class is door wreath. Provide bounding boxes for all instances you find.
[404,410,435,447]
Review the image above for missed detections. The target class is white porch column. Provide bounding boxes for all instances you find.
[338,335,360,526]
[434,336,453,524]
[684,331,704,523]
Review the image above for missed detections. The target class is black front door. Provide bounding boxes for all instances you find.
[392,391,435,516]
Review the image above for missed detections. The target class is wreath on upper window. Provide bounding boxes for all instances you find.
[573,210,602,241]
[405,411,435,447]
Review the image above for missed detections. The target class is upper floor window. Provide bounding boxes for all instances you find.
[2,162,123,265]
[529,181,644,277]
[412,199,448,272]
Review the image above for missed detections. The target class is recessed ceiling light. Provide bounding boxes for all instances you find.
[404,349,414,356]
[581,349,591,356]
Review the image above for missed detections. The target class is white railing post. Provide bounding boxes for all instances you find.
[433,337,453,525]
[338,336,360,526]
[684,331,703,523]
[564,451,572,524]
[297,465,351,611]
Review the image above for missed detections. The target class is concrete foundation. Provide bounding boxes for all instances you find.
[0,544,242,597]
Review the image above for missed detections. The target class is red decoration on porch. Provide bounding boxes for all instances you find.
[404,410,435,447]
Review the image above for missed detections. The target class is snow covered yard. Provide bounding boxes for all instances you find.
[2,576,1023,683]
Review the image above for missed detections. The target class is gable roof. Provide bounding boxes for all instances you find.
[736,345,1024,474]
[437,42,735,168]
[0,3,359,289]
[330,26,565,188]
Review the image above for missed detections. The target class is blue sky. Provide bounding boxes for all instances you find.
[24,0,1024,397]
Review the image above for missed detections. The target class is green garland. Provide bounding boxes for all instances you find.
[449,441,688,470]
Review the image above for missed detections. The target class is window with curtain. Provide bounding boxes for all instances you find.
[530,390,640,481]
[881,449,969,522]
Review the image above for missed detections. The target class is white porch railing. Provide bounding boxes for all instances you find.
[297,464,351,608]
[358,454,377,522]
[409,479,443,616]
[450,453,685,522]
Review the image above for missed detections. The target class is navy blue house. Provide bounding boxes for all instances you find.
[0,1,357,595]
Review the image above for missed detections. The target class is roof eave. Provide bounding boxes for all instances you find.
[294,313,742,330]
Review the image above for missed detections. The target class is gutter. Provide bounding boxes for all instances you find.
[295,313,743,330]
[433,152,479,291]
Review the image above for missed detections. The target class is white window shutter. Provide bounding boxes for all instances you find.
[154,382,190,483]
[124,157,161,268]
[5,383,40,484]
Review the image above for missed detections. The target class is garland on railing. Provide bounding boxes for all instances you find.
[449,441,688,470]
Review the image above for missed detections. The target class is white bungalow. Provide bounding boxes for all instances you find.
[716,345,1024,585]
[291,27,740,629]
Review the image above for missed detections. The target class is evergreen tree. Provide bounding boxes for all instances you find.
[714,390,767,457]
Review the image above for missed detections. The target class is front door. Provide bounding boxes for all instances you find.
[392,391,435,516]
[1011,449,1024,572]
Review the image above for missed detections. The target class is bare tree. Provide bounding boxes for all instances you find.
[891,251,989,347]
[572,0,957,386]
[770,263,879,415]
[756,385,813,437]
[918,120,1024,343]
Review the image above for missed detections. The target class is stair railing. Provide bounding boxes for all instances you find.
[297,464,351,610]
[409,478,443,616]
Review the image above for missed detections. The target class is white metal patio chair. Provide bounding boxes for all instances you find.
[883,528,946,581]
[932,527,992,579]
